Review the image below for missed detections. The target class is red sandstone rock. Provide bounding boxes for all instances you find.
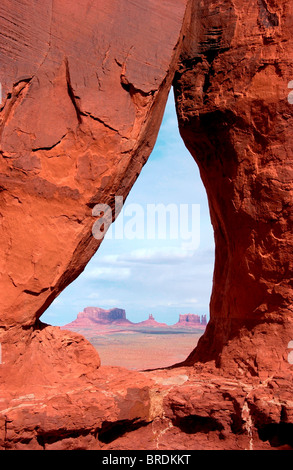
[0,0,188,375]
[63,308,206,333]
[0,0,293,451]
[1,365,292,450]
[174,314,207,329]
[63,309,167,332]
[65,307,132,329]
[174,0,293,378]
[0,324,101,395]
[135,314,168,328]
[0,0,188,332]
[0,0,190,449]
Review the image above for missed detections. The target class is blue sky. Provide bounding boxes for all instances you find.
[41,91,215,326]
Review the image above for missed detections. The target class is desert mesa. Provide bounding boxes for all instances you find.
[62,307,207,332]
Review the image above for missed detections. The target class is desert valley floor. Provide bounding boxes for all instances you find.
[81,328,203,370]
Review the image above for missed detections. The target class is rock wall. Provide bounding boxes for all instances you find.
[178,314,207,325]
[174,0,293,378]
[0,0,188,329]
[0,0,188,367]
[0,0,292,451]
[82,307,127,323]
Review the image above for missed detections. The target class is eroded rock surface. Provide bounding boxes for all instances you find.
[0,0,292,451]
[0,0,188,381]
[174,0,293,378]
[0,0,188,330]
[1,365,292,450]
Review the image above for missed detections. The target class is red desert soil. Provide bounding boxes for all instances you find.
[83,330,203,370]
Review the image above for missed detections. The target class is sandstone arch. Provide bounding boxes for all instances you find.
[0,0,292,450]
[0,0,189,373]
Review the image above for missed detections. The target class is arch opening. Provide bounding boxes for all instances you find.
[41,91,215,370]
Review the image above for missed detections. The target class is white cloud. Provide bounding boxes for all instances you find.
[99,245,214,268]
[118,246,195,263]
[84,266,131,281]
[87,294,121,307]
[165,298,198,308]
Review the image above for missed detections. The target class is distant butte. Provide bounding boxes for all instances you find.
[176,314,207,327]
[136,314,168,328]
[62,308,207,332]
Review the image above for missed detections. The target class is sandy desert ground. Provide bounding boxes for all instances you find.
[83,328,203,370]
